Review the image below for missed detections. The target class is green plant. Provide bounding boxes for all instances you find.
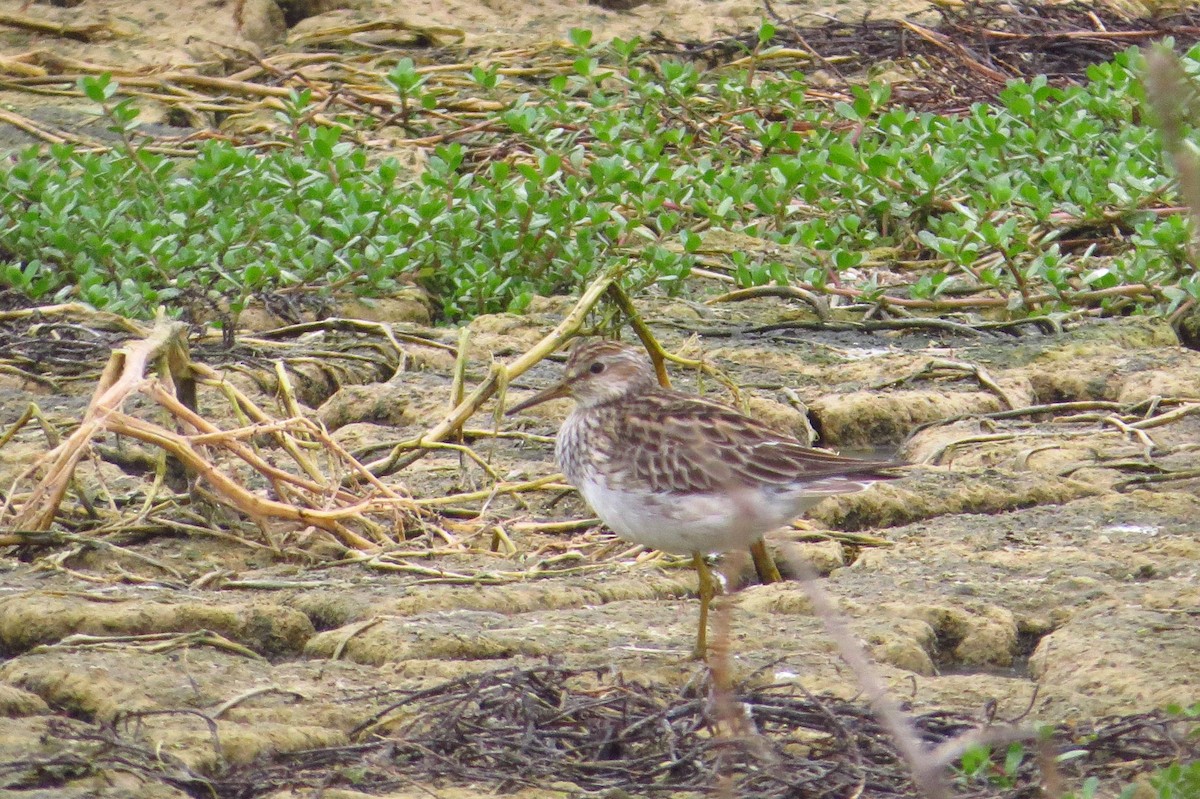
[1064,776,1101,799]
[2,39,1200,323]
[954,742,1026,790]
[1144,761,1200,799]
[275,88,315,152]
[385,57,435,135]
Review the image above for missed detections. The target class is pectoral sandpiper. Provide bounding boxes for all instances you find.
[508,340,900,659]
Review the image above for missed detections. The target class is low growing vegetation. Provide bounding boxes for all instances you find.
[0,16,1198,799]
[0,32,1198,323]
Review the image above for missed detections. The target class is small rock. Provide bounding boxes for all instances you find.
[744,395,816,444]
[1117,364,1200,404]
[236,303,289,332]
[317,384,415,431]
[0,684,50,717]
[525,295,578,315]
[329,421,398,451]
[737,582,814,616]
[773,538,846,577]
[336,290,432,325]
[231,0,286,46]
[810,389,1005,448]
[880,602,1018,668]
[867,618,937,675]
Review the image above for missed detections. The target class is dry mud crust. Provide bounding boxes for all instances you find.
[0,664,1195,798]
[1,1,1199,795]
[1,309,1200,796]
[7,0,1198,158]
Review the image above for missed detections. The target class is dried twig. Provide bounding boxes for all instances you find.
[362,269,619,477]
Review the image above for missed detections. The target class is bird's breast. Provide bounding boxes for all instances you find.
[555,409,607,485]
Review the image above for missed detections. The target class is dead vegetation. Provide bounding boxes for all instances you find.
[4,665,1196,798]
[1,275,1199,797]
[0,274,714,554]
[3,3,1200,798]
[0,1,1198,149]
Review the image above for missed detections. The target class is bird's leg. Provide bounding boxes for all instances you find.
[749,538,782,584]
[692,552,714,660]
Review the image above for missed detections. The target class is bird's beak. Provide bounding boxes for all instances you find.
[506,378,572,415]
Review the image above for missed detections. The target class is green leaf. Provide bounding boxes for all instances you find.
[833,100,861,121]
[827,143,860,168]
[568,28,592,49]
[1003,743,1024,777]
[79,74,116,103]
[757,21,776,46]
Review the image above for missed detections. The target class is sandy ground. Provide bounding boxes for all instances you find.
[0,1,1198,797]
[0,294,1198,797]
[1,0,936,61]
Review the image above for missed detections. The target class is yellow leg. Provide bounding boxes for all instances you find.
[749,537,782,584]
[692,552,714,660]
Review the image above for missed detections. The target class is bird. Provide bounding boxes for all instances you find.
[507,339,901,659]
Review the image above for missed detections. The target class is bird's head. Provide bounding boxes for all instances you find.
[507,340,658,412]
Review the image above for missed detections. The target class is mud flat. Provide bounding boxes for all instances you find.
[1,297,1198,796]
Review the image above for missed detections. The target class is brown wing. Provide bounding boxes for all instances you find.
[604,391,901,494]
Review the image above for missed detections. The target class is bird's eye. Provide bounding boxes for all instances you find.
[589,361,606,374]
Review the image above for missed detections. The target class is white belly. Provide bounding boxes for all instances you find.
[576,477,822,555]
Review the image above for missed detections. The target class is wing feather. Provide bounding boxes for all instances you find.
[603,391,899,494]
